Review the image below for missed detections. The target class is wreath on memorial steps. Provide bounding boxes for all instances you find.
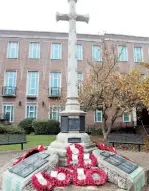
[72,168,88,186]
[66,143,84,169]
[66,143,97,169]
[86,168,107,186]
[31,168,72,190]
[72,167,107,186]
[51,167,73,187]
[83,153,97,169]
[94,142,117,154]
[12,145,45,166]
[31,171,54,191]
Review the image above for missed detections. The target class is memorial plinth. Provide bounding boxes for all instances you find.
[48,0,96,164]
[2,151,59,191]
[93,149,146,191]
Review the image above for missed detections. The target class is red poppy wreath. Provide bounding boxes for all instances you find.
[31,171,54,191]
[83,153,97,168]
[13,145,45,166]
[50,167,72,187]
[95,142,117,154]
[66,143,84,169]
[72,168,88,186]
[87,168,107,186]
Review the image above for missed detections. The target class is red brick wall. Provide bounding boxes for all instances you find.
[0,30,148,126]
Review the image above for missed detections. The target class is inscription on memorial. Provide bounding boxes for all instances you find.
[9,153,50,178]
[101,151,138,174]
[68,137,81,143]
[68,118,80,131]
[61,116,68,133]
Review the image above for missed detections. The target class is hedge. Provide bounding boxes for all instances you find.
[19,118,35,134]
[32,119,60,135]
[0,125,25,134]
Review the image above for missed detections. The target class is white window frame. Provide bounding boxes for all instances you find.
[27,71,39,96]
[4,71,17,87]
[134,47,143,62]
[3,103,14,122]
[49,105,61,122]
[92,45,102,62]
[123,113,131,122]
[118,45,128,62]
[76,44,83,61]
[77,72,83,89]
[51,43,62,60]
[94,110,103,122]
[29,42,40,59]
[7,41,19,59]
[26,103,37,119]
[49,72,61,95]
[4,71,17,95]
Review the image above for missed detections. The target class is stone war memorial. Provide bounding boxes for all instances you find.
[1,0,147,191]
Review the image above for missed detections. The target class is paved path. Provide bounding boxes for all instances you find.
[0,149,149,190]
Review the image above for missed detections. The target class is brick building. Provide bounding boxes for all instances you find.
[0,30,149,127]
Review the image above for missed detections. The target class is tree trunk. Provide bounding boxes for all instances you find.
[103,133,108,141]
[104,124,113,141]
[101,122,108,141]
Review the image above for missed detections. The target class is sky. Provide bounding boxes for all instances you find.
[0,0,148,37]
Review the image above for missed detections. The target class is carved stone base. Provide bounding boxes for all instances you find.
[2,152,59,191]
[93,149,146,191]
[47,132,97,166]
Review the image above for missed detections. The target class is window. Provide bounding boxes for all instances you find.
[7,42,19,58]
[118,46,128,61]
[76,45,83,60]
[3,104,14,122]
[27,72,39,96]
[26,104,37,118]
[49,105,61,122]
[134,47,143,62]
[123,113,131,122]
[49,72,61,96]
[4,71,16,95]
[77,72,83,89]
[29,42,40,59]
[5,71,16,87]
[92,45,102,61]
[51,43,61,59]
[95,110,103,122]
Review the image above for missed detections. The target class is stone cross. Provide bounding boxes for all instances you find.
[56,0,89,112]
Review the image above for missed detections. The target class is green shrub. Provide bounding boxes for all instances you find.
[0,125,25,134]
[19,118,34,134]
[32,119,60,135]
[91,127,103,136]
[0,125,5,134]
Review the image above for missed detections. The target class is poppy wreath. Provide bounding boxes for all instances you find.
[94,142,117,154]
[31,171,54,191]
[13,145,45,166]
[66,144,84,169]
[67,143,84,156]
[86,168,107,186]
[52,167,73,187]
[72,168,89,186]
[83,153,98,169]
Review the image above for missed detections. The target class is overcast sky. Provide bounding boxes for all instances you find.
[0,0,148,37]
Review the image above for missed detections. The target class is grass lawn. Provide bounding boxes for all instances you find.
[0,135,56,151]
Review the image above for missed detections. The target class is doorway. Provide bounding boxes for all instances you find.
[137,108,149,126]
